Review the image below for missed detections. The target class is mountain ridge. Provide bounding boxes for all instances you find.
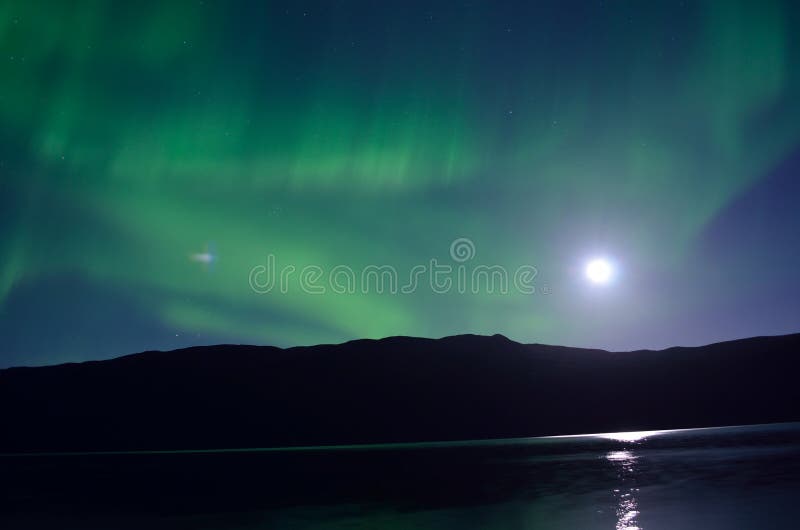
[10,331,798,372]
[2,332,799,452]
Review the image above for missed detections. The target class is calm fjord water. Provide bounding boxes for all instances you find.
[2,423,799,529]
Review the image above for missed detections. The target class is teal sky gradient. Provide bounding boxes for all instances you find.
[2,0,800,366]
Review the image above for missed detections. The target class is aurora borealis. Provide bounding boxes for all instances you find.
[1,0,800,366]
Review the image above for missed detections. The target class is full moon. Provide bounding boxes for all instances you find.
[585,258,613,284]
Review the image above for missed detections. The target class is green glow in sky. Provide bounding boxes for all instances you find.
[2,0,800,365]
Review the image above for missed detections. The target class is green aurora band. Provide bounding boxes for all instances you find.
[1,0,800,363]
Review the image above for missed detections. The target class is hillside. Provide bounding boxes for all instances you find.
[2,333,799,452]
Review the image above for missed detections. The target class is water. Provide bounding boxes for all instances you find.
[2,423,799,529]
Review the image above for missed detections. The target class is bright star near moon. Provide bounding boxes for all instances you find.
[585,258,614,284]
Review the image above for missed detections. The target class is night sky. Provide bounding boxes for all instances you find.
[1,1,799,367]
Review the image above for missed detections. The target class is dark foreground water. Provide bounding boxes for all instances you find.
[2,423,800,529]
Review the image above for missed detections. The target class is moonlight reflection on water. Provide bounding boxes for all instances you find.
[3,424,800,529]
[607,449,642,530]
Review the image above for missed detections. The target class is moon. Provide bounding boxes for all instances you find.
[585,258,614,285]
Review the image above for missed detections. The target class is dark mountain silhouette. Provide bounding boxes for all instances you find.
[2,333,799,453]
